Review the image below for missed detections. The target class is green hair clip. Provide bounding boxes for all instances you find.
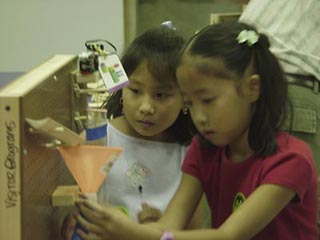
[237,30,259,47]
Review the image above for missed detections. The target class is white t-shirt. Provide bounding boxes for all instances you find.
[98,123,188,221]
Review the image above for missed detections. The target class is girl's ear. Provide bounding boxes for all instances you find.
[245,74,260,103]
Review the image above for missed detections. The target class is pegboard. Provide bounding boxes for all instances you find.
[0,55,80,240]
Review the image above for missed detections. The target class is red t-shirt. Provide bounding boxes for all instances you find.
[182,132,318,239]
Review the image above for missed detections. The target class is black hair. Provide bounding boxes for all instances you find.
[103,27,196,145]
[181,21,288,156]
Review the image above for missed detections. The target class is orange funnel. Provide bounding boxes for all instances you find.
[58,145,122,193]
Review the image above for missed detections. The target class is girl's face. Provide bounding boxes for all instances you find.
[176,59,257,148]
[122,61,183,141]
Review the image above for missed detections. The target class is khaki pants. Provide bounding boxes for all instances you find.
[283,83,320,171]
[282,83,320,233]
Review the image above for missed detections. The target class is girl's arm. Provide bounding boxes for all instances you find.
[145,183,295,240]
[158,174,204,230]
[75,179,295,240]
[170,184,296,240]
[74,173,203,239]
[185,195,210,229]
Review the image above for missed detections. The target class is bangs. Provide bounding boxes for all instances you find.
[147,54,177,86]
[181,54,238,80]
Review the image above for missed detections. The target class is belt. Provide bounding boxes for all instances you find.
[286,74,320,93]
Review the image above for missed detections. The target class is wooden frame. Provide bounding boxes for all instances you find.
[124,0,138,48]
[0,55,78,240]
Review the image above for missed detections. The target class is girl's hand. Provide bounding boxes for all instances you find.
[137,202,162,224]
[74,200,134,240]
[61,213,77,240]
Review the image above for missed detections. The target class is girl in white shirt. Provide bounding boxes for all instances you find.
[99,26,199,224]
